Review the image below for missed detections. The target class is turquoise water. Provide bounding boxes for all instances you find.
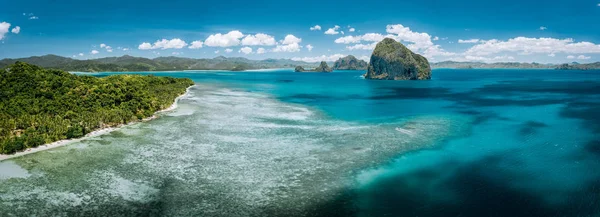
[1,68,599,216]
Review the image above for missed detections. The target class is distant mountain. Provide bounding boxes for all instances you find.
[556,62,600,70]
[431,61,556,69]
[0,55,320,72]
[333,55,368,70]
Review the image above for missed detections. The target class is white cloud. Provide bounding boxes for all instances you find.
[567,55,575,59]
[29,16,39,20]
[465,37,600,56]
[576,55,591,60]
[349,28,356,32]
[346,42,377,50]
[171,52,182,55]
[341,31,345,35]
[11,26,20,34]
[548,53,556,57]
[433,36,439,41]
[188,40,204,49]
[539,26,547,31]
[334,24,455,59]
[291,54,347,62]
[100,43,107,48]
[306,44,314,51]
[334,35,363,44]
[359,55,370,62]
[0,22,11,40]
[239,46,253,54]
[458,39,480,44]
[310,25,322,31]
[241,33,276,46]
[281,34,302,45]
[273,43,301,52]
[214,50,220,54]
[204,30,244,47]
[90,50,99,55]
[324,25,341,35]
[137,38,188,50]
[256,47,266,54]
[78,53,84,56]
[122,48,129,51]
[224,48,233,53]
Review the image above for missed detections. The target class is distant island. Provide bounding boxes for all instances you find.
[364,38,431,80]
[333,55,368,70]
[0,62,194,154]
[431,61,600,70]
[295,61,333,72]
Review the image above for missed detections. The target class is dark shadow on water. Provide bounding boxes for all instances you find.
[519,121,548,136]
[307,155,600,217]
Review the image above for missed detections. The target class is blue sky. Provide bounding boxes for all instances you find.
[1,0,599,63]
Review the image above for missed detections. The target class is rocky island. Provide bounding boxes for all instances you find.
[333,55,368,70]
[295,61,333,72]
[364,38,431,80]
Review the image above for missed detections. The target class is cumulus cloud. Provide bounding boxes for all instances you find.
[138,38,188,50]
[189,40,204,49]
[281,34,301,45]
[465,37,600,56]
[239,46,253,54]
[458,39,480,44]
[346,42,378,50]
[310,25,322,31]
[306,44,314,51]
[325,25,341,35]
[224,48,233,53]
[433,36,439,41]
[333,24,455,59]
[29,16,39,20]
[214,50,220,54]
[171,52,182,55]
[90,50,99,55]
[241,33,276,46]
[11,26,20,34]
[0,22,11,40]
[349,28,356,32]
[291,54,348,62]
[256,47,266,54]
[78,53,84,56]
[100,43,107,48]
[539,26,547,31]
[204,30,244,47]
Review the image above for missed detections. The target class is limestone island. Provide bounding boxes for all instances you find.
[364,38,431,80]
[295,61,333,73]
[333,55,368,70]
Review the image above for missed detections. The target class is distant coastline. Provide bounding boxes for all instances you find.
[2,54,600,73]
[0,85,194,162]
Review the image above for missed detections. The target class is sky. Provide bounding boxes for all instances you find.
[1,0,600,63]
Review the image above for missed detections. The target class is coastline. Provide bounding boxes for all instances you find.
[0,85,194,162]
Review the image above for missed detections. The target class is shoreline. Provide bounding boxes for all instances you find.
[0,85,194,162]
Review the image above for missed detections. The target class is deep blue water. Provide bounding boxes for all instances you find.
[90,68,600,216]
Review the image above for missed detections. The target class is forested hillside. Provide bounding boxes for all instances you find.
[0,62,194,154]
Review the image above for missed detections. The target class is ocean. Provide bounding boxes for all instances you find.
[0,68,599,216]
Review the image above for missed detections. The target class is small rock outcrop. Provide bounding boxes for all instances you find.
[333,55,368,70]
[364,38,431,80]
[295,61,332,73]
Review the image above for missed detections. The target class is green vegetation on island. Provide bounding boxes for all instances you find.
[294,61,332,72]
[555,62,600,70]
[0,62,194,154]
[333,55,368,70]
[365,38,431,80]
